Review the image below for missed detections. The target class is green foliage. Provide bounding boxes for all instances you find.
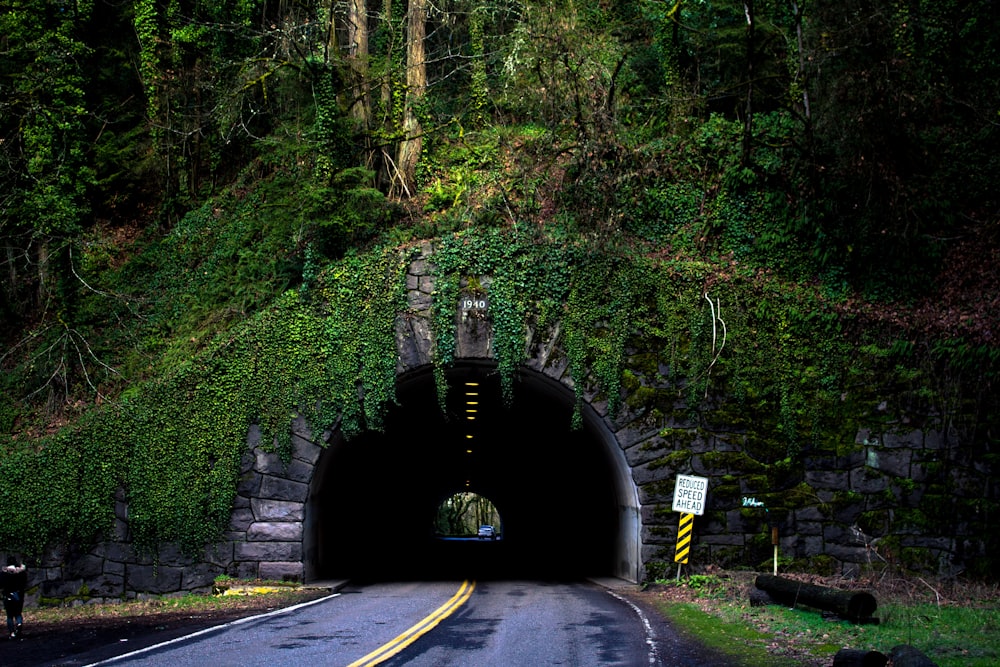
[1,0,998,570]
[0,242,411,555]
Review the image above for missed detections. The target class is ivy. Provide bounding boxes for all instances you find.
[1,226,996,558]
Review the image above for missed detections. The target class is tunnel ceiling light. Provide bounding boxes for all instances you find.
[465,434,474,439]
[464,382,479,386]
[466,401,479,405]
[466,449,473,454]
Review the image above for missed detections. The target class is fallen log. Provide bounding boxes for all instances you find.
[754,574,877,622]
[887,644,938,667]
[832,648,887,667]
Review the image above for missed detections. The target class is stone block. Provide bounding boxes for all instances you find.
[623,440,665,467]
[87,573,125,598]
[237,471,263,497]
[229,508,256,532]
[111,517,129,541]
[794,521,824,537]
[701,534,745,546]
[455,315,493,358]
[798,535,824,556]
[280,458,316,484]
[258,561,304,582]
[235,541,302,562]
[882,431,921,448]
[873,448,912,478]
[794,506,826,522]
[541,355,570,383]
[824,543,867,564]
[291,432,323,466]
[922,429,946,450]
[104,559,125,576]
[251,498,304,522]
[247,521,303,542]
[725,510,755,533]
[253,449,286,475]
[408,255,431,277]
[245,423,263,450]
[849,468,888,494]
[631,462,670,486]
[101,542,136,564]
[408,291,432,312]
[234,561,259,580]
[637,480,675,504]
[155,544,195,567]
[804,470,849,490]
[182,563,223,590]
[127,565,183,594]
[40,579,87,600]
[203,541,235,567]
[396,317,433,371]
[64,555,105,580]
[260,475,309,502]
[616,425,661,450]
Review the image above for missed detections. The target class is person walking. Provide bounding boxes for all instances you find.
[2,555,27,639]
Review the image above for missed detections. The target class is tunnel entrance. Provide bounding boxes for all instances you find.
[305,363,640,581]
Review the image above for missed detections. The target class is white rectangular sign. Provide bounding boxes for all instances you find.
[672,474,709,516]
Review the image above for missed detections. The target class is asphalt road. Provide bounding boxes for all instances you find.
[88,580,726,667]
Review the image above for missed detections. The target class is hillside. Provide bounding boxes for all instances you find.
[1,0,998,562]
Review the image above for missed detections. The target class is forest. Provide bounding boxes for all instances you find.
[1,0,998,562]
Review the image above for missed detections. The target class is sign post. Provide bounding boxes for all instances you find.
[743,496,776,574]
[672,475,708,579]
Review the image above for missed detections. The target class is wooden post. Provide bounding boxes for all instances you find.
[771,526,779,574]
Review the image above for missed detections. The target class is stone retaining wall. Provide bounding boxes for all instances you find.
[14,243,995,603]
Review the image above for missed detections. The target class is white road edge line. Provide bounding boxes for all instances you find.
[83,592,342,666]
[607,590,659,666]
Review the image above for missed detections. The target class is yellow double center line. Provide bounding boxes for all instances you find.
[346,580,477,667]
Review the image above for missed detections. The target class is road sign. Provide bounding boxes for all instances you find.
[674,512,694,563]
[672,474,709,516]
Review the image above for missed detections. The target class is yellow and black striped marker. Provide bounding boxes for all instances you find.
[674,512,694,563]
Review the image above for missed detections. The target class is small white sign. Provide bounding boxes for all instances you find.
[672,474,709,516]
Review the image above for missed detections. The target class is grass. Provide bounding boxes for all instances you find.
[29,580,324,625]
[644,571,1000,667]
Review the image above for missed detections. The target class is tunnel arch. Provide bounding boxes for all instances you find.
[304,362,641,582]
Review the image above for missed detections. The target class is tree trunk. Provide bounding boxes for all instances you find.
[347,0,370,129]
[754,575,878,622]
[396,0,427,196]
[741,0,755,167]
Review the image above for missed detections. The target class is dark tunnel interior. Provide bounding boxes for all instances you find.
[308,363,624,581]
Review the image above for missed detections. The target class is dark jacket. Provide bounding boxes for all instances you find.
[2,565,27,600]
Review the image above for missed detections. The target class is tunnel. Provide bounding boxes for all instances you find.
[304,362,640,582]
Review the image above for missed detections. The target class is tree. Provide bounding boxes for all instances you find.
[396,0,428,195]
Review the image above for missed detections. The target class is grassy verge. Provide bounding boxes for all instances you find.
[28,580,327,625]
[643,572,1000,667]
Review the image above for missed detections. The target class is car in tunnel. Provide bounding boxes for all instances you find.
[478,525,497,540]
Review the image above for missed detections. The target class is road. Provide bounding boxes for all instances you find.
[88,580,726,667]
